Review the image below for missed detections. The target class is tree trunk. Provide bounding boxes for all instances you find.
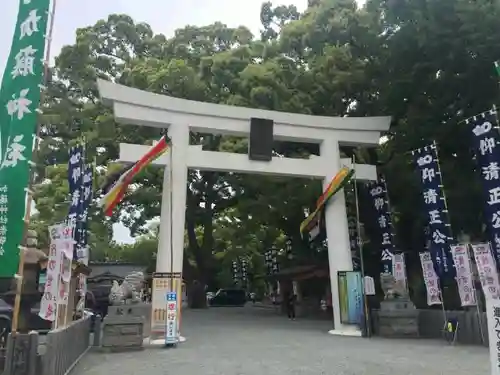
[187,280,207,309]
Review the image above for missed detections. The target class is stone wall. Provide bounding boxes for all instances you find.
[372,309,488,346]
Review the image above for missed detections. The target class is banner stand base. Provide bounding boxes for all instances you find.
[328,329,362,337]
[144,336,187,347]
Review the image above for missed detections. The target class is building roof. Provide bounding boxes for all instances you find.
[88,262,147,281]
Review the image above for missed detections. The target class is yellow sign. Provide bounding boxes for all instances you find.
[152,308,167,322]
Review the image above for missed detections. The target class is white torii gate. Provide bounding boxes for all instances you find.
[97,79,391,338]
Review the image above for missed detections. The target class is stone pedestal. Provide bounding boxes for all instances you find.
[3,262,43,333]
[101,305,145,352]
[378,299,419,338]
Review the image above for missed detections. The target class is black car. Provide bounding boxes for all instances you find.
[0,299,52,346]
[209,288,247,307]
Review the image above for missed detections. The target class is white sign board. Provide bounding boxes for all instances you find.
[472,243,500,300]
[419,252,442,306]
[392,253,408,292]
[364,276,376,296]
[151,272,182,336]
[165,292,178,344]
[486,298,500,375]
[39,223,73,321]
[151,275,169,334]
[450,244,476,306]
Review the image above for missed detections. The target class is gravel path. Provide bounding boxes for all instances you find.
[72,306,489,375]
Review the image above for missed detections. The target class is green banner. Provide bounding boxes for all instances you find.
[0,0,50,277]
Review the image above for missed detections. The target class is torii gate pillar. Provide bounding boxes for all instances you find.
[97,79,391,339]
[155,124,190,276]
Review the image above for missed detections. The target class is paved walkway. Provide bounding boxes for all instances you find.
[73,306,489,375]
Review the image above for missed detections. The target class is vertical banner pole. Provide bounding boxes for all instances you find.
[467,243,486,344]
[411,142,455,329]
[433,141,454,317]
[351,155,370,336]
[433,140,453,326]
[12,0,57,333]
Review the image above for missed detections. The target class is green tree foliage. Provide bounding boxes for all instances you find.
[30,0,500,304]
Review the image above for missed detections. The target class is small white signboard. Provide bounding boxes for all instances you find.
[364,276,376,296]
[165,292,178,345]
[486,298,500,375]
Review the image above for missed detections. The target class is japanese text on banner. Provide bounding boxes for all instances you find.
[0,186,8,257]
[0,0,51,277]
[39,224,70,321]
[419,252,442,306]
[366,180,396,274]
[77,165,93,296]
[412,144,455,279]
[392,253,408,292]
[348,216,361,271]
[450,244,477,306]
[472,243,500,300]
[486,299,500,375]
[67,144,83,260]
[77,165,93,259]
[467,111,500,265]
[49,223,73,304]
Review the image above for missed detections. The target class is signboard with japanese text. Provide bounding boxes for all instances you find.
[450,244,477,306]
[412,144,455,279]
[48,223,73,305]
[392,253,408,293]
[39,224,66,321]
[0,0,50,277]
[419,252,442,306]
[467,111,500,265]
[363,276,376,296]
[472,243,500,300]
[151,272,182,337]
[165,292,178,344]
[486,299,500,375]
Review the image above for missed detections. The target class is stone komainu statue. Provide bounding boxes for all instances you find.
[109,271,145,305]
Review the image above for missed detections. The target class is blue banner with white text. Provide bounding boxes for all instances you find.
[75,164,93,261]
[366,180,396,274]
[467,109,500,266]
[67,144,84,259]
[412,144,455,279]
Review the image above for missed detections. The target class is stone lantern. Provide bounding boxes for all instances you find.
[2,230,47,333]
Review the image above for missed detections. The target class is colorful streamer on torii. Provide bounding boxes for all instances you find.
[300,166,355,236]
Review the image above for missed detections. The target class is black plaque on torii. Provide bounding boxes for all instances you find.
[248,118,274,162]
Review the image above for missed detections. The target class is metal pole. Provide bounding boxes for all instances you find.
[467,243,486,344]
[351,155,370,336]
[12,0,58,333]
[430,141,452,326]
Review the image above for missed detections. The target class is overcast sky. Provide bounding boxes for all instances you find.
[0,0,364,243]
[0,0,309,74]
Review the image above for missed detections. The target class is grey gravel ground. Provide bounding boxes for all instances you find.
[72,306,489,375]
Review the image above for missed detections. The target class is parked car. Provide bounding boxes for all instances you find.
[0,298,52,346]
[209,288,247,307]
